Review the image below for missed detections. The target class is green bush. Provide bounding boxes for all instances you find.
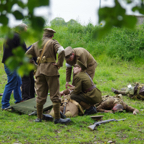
[105,26,144,60]
[1,21,144,61]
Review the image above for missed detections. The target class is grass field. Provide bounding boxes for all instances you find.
[0,43,144,144]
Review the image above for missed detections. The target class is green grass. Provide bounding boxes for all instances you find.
[0,24,144,143]
[0,52,144,143]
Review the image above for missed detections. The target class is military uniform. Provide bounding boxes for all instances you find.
[112,83,144,100]
[96,95,138,113]
[65,47,97,83]
[49,94,84,118]
[26,28,65,121]
[71,71,102,105]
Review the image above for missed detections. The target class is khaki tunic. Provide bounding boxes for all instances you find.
[70,71,102,105]
[26,37,64,104]
[49,101,79,118]
[97,97,137,112]
[66,48,97,82]
[49,94,83,117]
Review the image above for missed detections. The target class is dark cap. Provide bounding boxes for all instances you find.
[44,28,56,35]
[74,60,87,71]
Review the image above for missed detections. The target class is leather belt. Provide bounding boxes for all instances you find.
[84,85,96,93]
[37,56,55,63]
[41,57,55,63]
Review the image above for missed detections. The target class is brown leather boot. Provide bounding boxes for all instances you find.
[35,103,43,122]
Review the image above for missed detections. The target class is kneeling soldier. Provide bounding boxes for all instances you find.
[69,60,102,115]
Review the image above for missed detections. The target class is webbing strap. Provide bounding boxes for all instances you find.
[38,39,51,65]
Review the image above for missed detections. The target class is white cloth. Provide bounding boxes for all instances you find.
[66,63,72,68]
[57,46,64,54]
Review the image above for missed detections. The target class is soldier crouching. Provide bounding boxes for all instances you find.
[70,60,102,115]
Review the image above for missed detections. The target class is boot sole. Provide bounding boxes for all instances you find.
[54,119,71,124]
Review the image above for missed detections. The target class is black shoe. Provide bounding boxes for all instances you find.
[0,93,3,96]
[84,106,97,115]
[60,111,66,118]
[42,114,53,121]
[54,118,71,124]
[35,118,42,122]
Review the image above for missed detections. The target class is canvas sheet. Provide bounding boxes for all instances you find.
[11,96,53,115]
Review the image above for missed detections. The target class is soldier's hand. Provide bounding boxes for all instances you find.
[60,91,64,96]
[67,84,73,87]
[53,63,60,69]
[133,110,138,115]
[65,82,69,88]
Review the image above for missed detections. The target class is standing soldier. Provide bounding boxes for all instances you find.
[64,47,97,88]
[26,28,71,124]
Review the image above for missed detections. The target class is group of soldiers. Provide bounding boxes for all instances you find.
[1,23,142,125]
[26,27,101,124]
[25,27,143,124]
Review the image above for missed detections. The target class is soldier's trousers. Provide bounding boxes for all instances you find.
[70,93,88,104]
[36,74,61,105]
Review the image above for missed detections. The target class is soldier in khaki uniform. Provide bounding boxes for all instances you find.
[26,28,70,124]
[96,95,139,115]
[49,94,84,118]
[112,83,144,100]
[64,47,97,88]
[69,60,102,115]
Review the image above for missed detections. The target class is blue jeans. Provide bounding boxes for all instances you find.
[1,65,22,109]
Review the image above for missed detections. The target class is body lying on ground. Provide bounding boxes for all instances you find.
[49,94,139,118]
[112,82,144,100]
[96,95,139,115]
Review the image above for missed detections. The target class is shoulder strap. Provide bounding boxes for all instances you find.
[86,72,94,85]
[38,39,51,65]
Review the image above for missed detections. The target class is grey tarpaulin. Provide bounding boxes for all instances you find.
[11,96,53,115]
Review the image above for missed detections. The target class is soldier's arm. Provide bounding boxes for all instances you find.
[97,99,114,113]
[53,40,64,67]
[57,50,64,67]
[122,102,139,114]
[96,102,108,112]
[66,64,72,82]
[26,44,37,58]
[71,76,82,95]
[78,52,88,67]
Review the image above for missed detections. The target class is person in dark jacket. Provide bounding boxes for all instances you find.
[1,23,27,110]
[22,45,36,101]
